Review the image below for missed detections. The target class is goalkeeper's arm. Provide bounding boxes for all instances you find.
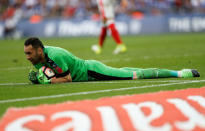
[50,74,72,84]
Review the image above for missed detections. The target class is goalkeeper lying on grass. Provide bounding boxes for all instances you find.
[24,37,200,84]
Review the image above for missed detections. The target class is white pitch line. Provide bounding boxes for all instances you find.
[0,66,31,71]
[0,80,201,86]
[76,80,200,84]
[0,80,205,104]
[0,83,29,86]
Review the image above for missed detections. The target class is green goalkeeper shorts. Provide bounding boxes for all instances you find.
[85,60,138,81]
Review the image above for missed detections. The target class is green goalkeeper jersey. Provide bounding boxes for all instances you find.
[34,46,88,82]
[33,46,180,82]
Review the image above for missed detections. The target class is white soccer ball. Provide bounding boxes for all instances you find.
[40,66,55,79]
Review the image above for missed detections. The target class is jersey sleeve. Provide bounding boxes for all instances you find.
[49,51,72,77]
[54,54,69,72]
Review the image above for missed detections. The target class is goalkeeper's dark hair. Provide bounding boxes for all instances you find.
[24,37,44,49]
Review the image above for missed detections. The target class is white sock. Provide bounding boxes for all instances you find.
[178,71,182,77]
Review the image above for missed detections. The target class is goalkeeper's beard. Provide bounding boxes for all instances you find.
[30,52,44,65]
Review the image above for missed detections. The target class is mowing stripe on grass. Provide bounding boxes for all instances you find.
[1,52,204,71]
[0,80,205,104]
[0,59,131,71]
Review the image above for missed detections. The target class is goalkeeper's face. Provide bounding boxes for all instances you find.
[24,45,44,65]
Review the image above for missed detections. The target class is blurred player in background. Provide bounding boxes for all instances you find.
[92,0,128,54]
[24,37,200,84]
[1,2,23,39]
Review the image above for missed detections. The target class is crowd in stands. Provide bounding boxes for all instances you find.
[0,0,205,38]
[1,0,205,21]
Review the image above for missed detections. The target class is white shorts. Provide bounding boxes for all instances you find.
[97,0,115,19]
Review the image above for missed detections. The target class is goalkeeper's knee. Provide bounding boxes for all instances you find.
[136,68,159,79]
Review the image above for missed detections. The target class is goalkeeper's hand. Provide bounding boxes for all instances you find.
[36,69,51,84]
[28,69,51,84]
[28,70,39,84]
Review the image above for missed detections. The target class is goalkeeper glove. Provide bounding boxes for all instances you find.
[28,70,39,84]
[37,69,51,84]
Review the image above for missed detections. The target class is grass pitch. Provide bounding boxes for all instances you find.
[0,33,205,117]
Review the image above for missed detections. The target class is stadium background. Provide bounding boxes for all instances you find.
[0,0,205,129]
[1,0,205,38]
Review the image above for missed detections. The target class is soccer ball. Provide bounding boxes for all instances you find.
[40,66,55,79]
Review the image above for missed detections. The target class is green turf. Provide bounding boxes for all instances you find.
[0,33,205,117]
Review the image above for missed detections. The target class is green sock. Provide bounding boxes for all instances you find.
[136,68,178,79]
[170,71,179,77]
